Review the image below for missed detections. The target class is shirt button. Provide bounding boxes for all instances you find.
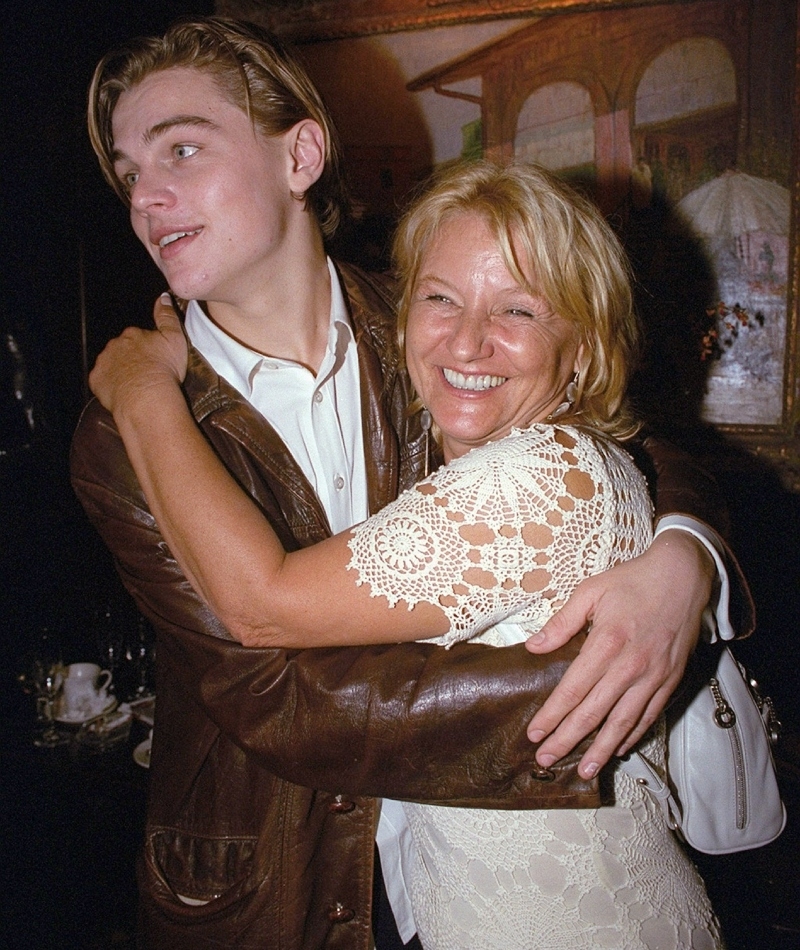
[334,475,345,491]
[314,391,324,404]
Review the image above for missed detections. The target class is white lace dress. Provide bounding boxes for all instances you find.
[347,425,722,950]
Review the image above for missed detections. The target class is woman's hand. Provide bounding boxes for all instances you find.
[525,530,714,779]
[89,294,188,419]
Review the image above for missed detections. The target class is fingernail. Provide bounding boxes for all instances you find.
[582,761,599,778]
[527,632,545,644]
[529,729,545,743]
[160,292,171,303]
[537,753,556,767]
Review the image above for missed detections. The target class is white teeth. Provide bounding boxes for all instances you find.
[159,229,200,248]
[443,368,506,391]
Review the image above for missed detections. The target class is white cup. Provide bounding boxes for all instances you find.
[61,662,113,719]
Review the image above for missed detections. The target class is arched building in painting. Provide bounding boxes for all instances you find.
[407,0,793,427]
[407,1,747,214]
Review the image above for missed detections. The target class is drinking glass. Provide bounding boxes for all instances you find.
[93,603,124,685]
[28,627,68,746]
[130,615,155,697]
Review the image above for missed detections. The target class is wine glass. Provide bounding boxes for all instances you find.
[32,646,68,748]
[33,665,63,746]
[130,615,155,697]
[93,602,124,689]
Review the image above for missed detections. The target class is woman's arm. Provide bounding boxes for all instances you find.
[90,314,447,647]
[71,390,599,808]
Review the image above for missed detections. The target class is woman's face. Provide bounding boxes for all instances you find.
[405,212,583,462]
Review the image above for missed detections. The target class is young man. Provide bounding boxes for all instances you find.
[71,17,751,950]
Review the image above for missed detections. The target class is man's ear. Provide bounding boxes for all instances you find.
[288,119,326,193]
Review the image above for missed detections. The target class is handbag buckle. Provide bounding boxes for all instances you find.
[709,677,736,728]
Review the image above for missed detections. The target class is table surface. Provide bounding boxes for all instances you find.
[1,679,150,950]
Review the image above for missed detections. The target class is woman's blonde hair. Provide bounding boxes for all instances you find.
[87,16,346,240]
[393,160,641,440]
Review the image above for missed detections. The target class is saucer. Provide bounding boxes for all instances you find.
[55,696,117,726]
[133,738,151,769]
[76,709,132,750]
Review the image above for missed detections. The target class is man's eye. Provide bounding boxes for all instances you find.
[425,294,451,304]
[174,144,199,160]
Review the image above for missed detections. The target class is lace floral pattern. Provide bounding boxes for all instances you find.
[348,425,653,644]
[404,742,723,950]
[348,426,722,949]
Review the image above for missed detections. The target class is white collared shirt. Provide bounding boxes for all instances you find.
[184,258,368,534]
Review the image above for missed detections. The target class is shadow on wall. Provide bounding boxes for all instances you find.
[298,35,434,272]
[606,171,800,735]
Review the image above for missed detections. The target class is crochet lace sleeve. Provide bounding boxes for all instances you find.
[347,425,653,646]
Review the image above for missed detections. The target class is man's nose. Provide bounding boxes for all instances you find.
[130,169,175,215]
[446,309,494,362]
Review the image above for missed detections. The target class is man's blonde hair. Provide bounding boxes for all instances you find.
[88,16,346,239]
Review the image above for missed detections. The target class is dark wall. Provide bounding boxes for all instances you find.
[2,0,213,686]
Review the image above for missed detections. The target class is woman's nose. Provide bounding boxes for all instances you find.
[446,309,494,362]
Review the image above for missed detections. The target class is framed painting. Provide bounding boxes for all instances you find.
[219,0,799,486]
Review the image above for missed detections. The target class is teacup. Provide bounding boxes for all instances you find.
[61,662,113,720]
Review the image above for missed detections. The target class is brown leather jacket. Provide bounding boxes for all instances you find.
[70,263,752,949]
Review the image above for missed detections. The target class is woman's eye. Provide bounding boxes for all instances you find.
[174,144,199,160]
[120,171,138,190]
[507,307,535,318]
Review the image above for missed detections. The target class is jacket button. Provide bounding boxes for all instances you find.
[531,764,556,781]
[327,902,355,922]
[328,794,356,813]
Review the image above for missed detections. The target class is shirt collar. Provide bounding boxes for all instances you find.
[184,258,354,399]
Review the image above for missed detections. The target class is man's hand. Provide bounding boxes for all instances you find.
[526,530,715,779]
[89,294,188,417]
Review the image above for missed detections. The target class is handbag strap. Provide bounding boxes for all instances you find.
[618,752,683,830]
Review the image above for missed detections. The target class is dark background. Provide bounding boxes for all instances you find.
[2,0,214,677]
[1,2,798,948]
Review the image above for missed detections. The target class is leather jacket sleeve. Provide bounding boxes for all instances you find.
[70,398,599,808]
[70,398,752,806]
[634,432,755,637]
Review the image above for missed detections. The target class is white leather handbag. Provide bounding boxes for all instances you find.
[621,643,786,855]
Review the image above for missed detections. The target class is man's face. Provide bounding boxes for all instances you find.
[111,67,297,309]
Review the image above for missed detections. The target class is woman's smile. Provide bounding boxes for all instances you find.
[405,212,583,461]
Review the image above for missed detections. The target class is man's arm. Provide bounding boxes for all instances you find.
[526,432,755,779]
[70,397,599,808]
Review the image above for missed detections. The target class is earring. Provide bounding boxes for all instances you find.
[547,375,578,421]
[420,408,432,477]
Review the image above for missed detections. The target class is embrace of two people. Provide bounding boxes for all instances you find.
[72,16,751,950]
